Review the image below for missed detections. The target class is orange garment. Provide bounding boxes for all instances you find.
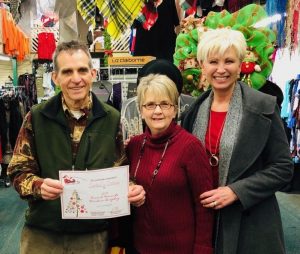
[0,8,3,45]
[1,8,8,49]
[4,11,17,55]
[16,26,29,61]
[1,8,30,61]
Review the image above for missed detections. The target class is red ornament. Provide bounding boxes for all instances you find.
[241,62,256,74]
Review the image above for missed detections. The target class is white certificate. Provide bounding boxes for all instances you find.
[59,166,130,219]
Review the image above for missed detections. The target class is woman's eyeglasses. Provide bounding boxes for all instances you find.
[142,102,174,110]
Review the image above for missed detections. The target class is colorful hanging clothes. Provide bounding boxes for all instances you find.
[76,0,96,27]
[96,0,143,39]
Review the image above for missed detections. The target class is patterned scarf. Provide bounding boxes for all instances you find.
[136,0,163,30]
[96,0,143,39]
[77,0,96,27]
[180,0,197,16]
[192,83,243,186]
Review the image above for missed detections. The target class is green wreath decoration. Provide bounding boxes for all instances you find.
[174,4,276,96]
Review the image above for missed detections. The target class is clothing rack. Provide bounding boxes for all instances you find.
[0,85,25,89]
[0,86,25,96]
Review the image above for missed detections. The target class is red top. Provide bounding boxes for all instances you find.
[37,32,56,60]
[205,110,227,188]
[127,121,214,254]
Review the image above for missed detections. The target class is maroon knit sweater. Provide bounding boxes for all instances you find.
[127,121,214,254]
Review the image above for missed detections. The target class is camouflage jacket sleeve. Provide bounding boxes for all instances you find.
[7,112,44,200]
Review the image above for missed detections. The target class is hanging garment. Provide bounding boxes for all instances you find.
[132,0,179,61]
[265,0,287,48]
[0,7,3,51]
[180,0,215,16]
[136,0,163,30]
[180,0,197,15]
[18,73,38,113]
[1,8,30,60]
[37,32,56,60]
[10,0,22,23]
[77,0,96,27]
[226,0,254,12]
[0,96,23,163]
[96,0,143,39]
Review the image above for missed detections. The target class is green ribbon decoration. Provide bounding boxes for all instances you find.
[174,4,276,96]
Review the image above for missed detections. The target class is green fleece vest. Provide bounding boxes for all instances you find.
[26,93,121,233]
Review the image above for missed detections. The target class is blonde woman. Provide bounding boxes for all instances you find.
[182,28,293,254]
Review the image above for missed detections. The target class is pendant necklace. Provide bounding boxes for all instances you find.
[207,110,226,167]
[133,136,170,186]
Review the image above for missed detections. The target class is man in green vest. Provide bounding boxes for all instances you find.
[7,40,145,254]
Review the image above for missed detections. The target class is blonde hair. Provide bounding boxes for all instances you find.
[197,28,247,63]
[137,74,179,109]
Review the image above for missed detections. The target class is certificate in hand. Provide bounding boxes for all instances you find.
[59,165,130,219]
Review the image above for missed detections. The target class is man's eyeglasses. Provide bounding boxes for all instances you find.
[142,102,174,110]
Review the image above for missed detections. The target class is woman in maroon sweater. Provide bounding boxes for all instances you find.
[126,74,214,254]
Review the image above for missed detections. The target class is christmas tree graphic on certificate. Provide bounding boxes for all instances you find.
[65,190,88,217]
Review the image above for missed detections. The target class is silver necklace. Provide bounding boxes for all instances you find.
[207,110,226,167]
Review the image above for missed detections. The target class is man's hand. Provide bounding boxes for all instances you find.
[128,184,146,207]
[40,178,63,200]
